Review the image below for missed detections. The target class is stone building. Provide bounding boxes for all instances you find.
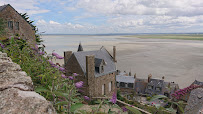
[116,73,179,98]
[0,4,35,45]
[64,44,117,97]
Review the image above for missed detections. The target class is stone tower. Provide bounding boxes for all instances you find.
[86,55,95,97]
[77,42,83,52]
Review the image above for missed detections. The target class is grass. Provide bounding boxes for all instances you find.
[126,34,203,41]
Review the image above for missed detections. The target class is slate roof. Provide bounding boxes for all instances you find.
[73,46,116,77]
[134,78,148,94]
[191,80,203,86]
[95,58,103,67]
[116,75,135,83]
[145,78,165,95]
[184,88,203,114]
[0,4,7,11]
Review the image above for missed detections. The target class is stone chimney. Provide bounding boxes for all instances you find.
[64,51,72,66]
[86,55,95,97]
[129,71,131,76]
[148,74,152,83]
[162,76,165,80]
[134,73,136,79]
[113,46,117,62]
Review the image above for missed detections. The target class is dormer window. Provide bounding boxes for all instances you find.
[155,87,161,91]
[148,85,153,90]
[101,65,104,73]
[95,58,105,74]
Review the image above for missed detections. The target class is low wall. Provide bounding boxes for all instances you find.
[0,51,56,113]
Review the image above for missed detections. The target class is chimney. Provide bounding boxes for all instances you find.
[134,73,136,79]
[64,51,72,66]
[129,71,132,76]
[148,74,152,83]
[113,46,117,62]
[162,76,165,80]
[86,55,95,97]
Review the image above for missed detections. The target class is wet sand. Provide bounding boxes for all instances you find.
[51,36,203,88]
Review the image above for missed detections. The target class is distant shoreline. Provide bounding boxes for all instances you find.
[41,33,203,36]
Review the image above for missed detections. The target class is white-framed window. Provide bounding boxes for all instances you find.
[102,84,105,95]
[109,81,112,92]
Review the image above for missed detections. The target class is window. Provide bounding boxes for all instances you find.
[128,83,134,88]
[95,67,99,73]
[15,22,19,30]
[109,81,112,92]
[120,82,125,88]
[8,21,13,29]
[148,85,153,90]
[102,84,105,95]
[116,82,119,87]
[101,66,104,73]
[155,87,161,91]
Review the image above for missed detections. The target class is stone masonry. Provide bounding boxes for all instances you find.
[0,4,36,45]
[0,51,56,114]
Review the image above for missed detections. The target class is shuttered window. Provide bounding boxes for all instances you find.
[109,81,112,92]
[15,22,19,30]
[8,21,13,29]
[102,84,105,95]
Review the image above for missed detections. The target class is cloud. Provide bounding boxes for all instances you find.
[0,0,50,15]
[36,20,87,34]
[76,0,203,16]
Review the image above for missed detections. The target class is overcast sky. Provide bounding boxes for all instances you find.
[1,0,203,34]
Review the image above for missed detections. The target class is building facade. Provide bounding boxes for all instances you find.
[64,45,117,97]
[0,4,35,45]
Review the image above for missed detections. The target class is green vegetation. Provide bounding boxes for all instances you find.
[0,37,83,113]
[0,18,6,40]
[127,34,203,40]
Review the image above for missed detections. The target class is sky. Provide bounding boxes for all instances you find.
[1,0,203,34]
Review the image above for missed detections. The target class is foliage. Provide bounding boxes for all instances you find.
[0,37,83,113]
[149,95,185,113]
[19,13,43,44]
[171,84,203,100]
[0,18,6,37]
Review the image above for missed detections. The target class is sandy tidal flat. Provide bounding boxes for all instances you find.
[43,35,203,88]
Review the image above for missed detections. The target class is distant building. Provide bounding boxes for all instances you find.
[0,4,35,44]
[64,44,117,97]
[116,73,135,94]
[145,75,179,98]
[116,73,179,98]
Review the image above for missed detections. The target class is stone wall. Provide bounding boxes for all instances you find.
[0,51,56,113]
[94,72,116,97]
[0,5,36,45]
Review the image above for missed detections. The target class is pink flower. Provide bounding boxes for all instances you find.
[47,60,54,65]
[39,51,45,55]
[55,55,64,59]
[59,67,65,71]
[110,92,117,104]
[52,52,58,56]
[61,74,67,78]
[75,81,83,88]
[73,73,78,76]
[68,76,74,80]
[84,96,90,100]
[122,107,128,112]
